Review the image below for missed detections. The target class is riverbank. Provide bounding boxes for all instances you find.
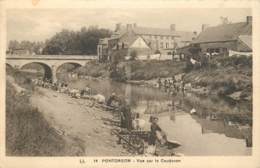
[6,75,85,156]
[6,71,130,156]
[76,56,251,100]
[30,87,129,156]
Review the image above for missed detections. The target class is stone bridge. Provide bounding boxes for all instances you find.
[6,55,97,82]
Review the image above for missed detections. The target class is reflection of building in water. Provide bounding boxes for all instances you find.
[124,64,132,80]
[170,111,176,121]
[132,100,173,114]
[125,84,132,105]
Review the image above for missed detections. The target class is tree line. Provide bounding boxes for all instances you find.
[7,26,112,55]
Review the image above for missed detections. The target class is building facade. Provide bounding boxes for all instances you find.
[97,23,197,62]
[114,23,197,53]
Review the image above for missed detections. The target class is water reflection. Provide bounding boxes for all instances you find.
[69,78,252,155]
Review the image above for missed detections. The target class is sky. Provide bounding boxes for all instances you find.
[7,8,251,42]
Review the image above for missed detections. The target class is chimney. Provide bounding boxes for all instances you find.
[246,16,252,24]
[170,24,176,31]
[126,24,132,31]
[133,23,137,28]
[201,24,209,32]
[115,23,121,31]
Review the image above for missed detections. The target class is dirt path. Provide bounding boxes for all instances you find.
[30,87,129,156]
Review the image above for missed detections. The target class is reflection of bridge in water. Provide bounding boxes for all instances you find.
[6,54,97,82]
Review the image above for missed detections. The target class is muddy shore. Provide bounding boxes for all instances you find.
[30,87,130,156]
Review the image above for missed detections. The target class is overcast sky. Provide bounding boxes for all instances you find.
[7,8,251,42]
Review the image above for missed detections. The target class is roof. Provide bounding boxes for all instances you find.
[98,38,109,44]
[118,31,139,46]
[115,26,197,43]
[116,26,179,37]
[192,22,252,44]
[238,35,252,50]
[175,31,197,42]
[111,30,151,49]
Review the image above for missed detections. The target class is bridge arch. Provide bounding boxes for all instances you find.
[21,62,53,82]
[56,62,83,71]
[6,63,14,74]
[55,62,84,81]
[6,63,13,68]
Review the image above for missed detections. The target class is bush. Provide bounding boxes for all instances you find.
[188,46,201,56]
[109,67,127,82]
[129,50,138,60]
[214,55,252,68]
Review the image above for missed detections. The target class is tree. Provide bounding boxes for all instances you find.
[8,40,44,55]
[220,16,231,25]
[8,26,112,56]
[188,46,201,59]
[42,27,112,55]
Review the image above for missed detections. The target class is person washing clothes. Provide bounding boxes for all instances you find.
[149,116,167,145]
[106,92,118,107]
[132,113,146,130]
[119,99,132,130]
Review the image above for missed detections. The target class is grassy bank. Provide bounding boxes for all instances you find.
[76,60,110,78]
[76,60,186,80]
[119,60,186,80]
[75,57,251,99]
[6,72,85,156]
[184,56,252,99]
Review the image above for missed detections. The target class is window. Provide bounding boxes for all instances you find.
[171,42,175,48]
[207,48,221,54]
[156,41,159,49]
[160,42,164,48]
[154,36,158,39]
[166,36,169,40]
[166,42,169,49]
[160,36,163,40]
[171,36,174,40]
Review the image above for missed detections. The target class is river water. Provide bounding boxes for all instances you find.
[68,78,252,156]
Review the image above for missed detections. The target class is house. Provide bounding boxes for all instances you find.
[114,23,196,51]
[98,28,152,62]
[190,16,252,56]
[9,48,31,55]
[111,29,153,61]
[97,23,197,62]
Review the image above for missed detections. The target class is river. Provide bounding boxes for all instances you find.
[67,78,252,156]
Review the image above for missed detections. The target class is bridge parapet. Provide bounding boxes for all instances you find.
[6,54,98,60]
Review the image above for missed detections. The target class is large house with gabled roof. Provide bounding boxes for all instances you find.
[190,16,252,56]
[97,23,197,62]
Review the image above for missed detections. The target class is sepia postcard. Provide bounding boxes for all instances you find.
[0,0,260,167]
